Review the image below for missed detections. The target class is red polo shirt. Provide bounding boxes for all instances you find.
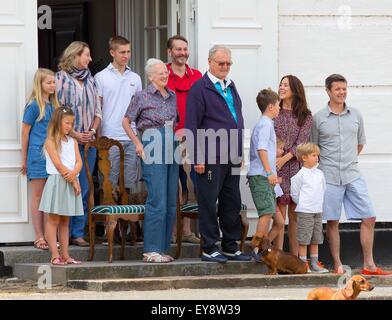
[166,63,202,134]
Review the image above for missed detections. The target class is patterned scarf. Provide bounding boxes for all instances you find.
[56,68,100,133]
[69,67,91,81]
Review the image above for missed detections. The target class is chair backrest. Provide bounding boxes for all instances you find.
[85,136,129,211]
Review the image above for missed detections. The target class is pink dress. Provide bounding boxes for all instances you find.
[274,109,312,205]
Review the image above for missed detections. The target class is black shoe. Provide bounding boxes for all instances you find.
[222,250,252,261]
[201,251,228,263]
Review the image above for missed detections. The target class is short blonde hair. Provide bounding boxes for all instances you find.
[58,41,90,72]
[296,143,320,162]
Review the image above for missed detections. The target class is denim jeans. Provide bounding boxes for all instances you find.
[141,127,179,253]
[69,144,96,239]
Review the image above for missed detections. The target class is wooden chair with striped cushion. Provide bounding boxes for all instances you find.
[175,187,249,259]
[85,136,145,263]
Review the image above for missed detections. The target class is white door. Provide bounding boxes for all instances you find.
[194,0,279,225]
[0,0,38,242]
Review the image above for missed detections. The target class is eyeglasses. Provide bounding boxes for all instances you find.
[213,59,233,67]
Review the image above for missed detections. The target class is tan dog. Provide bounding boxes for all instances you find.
[251,233,307,275]
[307,275,374,300]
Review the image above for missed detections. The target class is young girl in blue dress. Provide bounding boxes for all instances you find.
[39,107,84,265]
[22,68,59,250]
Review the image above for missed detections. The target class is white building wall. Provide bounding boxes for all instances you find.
[0,0,37,242]
[279,0,392,222]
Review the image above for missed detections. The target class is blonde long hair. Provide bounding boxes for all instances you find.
[46,107,75,152]
[26,68,60,121]
[58,41,90,72]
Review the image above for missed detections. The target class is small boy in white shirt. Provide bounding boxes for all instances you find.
[290,143,328,273]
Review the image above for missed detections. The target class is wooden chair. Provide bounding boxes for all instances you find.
[175,184,249,259]
[85,136,145,263]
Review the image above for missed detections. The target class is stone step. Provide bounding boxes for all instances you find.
[0,243,200,267]
[69,273,392,292]
[13,259,264,285]
[66,273,340,292]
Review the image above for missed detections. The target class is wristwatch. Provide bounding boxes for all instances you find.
[266,172,273,177]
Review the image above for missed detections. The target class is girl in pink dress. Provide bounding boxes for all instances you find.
[274,75,312,256]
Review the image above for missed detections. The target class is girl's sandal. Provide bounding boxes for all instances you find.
[51,256,66,265]
[62,257,82,265]
[142,252,171,263]
[34,238,49,250]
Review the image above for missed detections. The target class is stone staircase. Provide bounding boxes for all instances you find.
[2,226,392,292]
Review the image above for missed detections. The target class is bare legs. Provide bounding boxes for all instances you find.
[327,217,377,271]
[45,214,70,260]
[30,179,47,243]
[256,213,284,243]
[274,203,298,255]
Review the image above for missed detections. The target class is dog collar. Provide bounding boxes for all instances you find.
[260,248,272,256]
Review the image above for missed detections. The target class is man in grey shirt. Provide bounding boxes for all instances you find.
[312,74,390,276]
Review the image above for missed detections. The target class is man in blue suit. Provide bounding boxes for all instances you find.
[185,45,251,263]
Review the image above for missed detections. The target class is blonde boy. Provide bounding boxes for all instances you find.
[290,143,328,273]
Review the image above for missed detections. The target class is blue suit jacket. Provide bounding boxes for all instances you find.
[185,73,244,165]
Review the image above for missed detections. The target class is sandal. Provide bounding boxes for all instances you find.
[162,254,175,262]
[34,238,49,250]
[62,257,82,265]
[51,256,66,265]
[142,252,171,263]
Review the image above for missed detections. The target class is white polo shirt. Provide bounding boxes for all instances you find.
[94,63,142,140]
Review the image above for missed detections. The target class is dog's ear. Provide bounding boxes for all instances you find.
[343,278,355,298]
[261,237,271,251]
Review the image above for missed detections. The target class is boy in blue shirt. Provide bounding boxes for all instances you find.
[248,89,284,260]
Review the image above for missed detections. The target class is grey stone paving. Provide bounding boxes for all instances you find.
[0,286,392,300]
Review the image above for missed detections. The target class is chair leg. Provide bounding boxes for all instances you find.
[199,236,203,257]
[106,219,117,263]
[240,211,249,252]
[175,213,184,259]
[129,222,137,246]
[120,220,128,260]
[88,216,96,261]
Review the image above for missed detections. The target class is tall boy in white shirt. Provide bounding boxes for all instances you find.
[94,36,142,191]
[290,142,328,273]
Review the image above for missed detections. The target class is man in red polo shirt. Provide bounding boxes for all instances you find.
[167,35,202,244]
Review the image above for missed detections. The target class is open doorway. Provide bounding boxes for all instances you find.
[38,0,180,81]
[116,0,180,84]
[37,0,116,75]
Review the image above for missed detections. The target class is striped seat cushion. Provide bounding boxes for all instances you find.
[181,203,199,213]
[181,203,247,213]
[91,205,145,215]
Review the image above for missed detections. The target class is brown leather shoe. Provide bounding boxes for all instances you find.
[70,237,89,247]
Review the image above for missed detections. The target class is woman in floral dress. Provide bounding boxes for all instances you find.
[274,75,312,256]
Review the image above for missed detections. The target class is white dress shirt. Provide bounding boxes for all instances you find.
[290,165,326,213]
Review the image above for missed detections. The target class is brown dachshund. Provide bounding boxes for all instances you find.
[251,233,307,275]
[307,275,374,300]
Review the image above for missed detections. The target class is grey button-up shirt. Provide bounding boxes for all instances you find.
[311,104,366,185]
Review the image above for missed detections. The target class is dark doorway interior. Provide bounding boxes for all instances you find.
[38,0,115,75]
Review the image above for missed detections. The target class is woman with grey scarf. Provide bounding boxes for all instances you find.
[56,41,102,247]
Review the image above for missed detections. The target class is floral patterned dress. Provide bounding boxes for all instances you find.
[274,109,312,205]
